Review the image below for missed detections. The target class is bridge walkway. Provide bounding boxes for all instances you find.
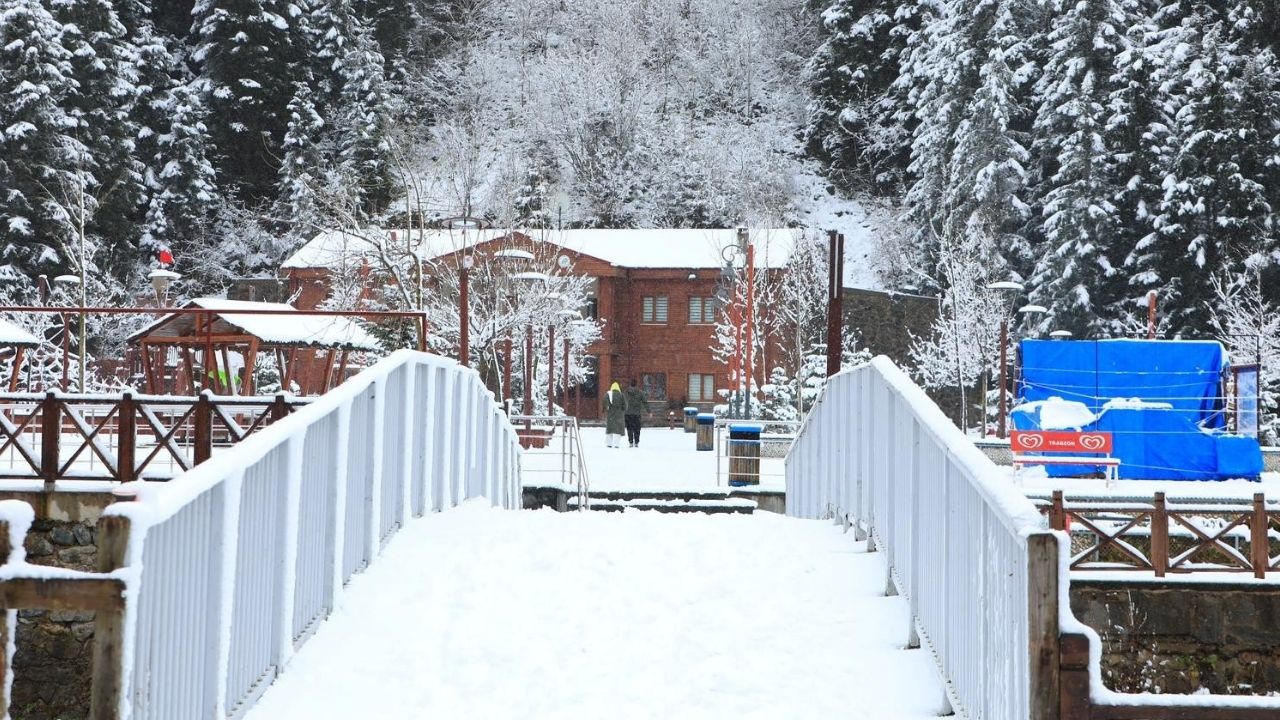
[244,503,952,719]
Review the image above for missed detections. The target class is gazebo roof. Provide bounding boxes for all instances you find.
[0,319,40,348]
[128,298,381,352]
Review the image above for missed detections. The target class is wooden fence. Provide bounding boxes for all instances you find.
[1039,490,1280,578]
[0,391,308,486]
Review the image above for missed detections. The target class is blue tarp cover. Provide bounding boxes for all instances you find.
[1014,339,1262,481]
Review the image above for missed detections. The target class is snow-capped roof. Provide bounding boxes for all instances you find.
[283,228,804,271]
[130,298,380,351]
[0,319,40,347]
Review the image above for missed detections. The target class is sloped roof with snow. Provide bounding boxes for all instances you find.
[129,298,380,351]
[0,319,40,347]
[283,228,804,271]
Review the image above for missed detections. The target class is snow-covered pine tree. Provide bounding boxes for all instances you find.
[0,0,80,294]
[1110,4,1176,329]
[905,0,1039,283]
[277,83,328,233]
[1028,0,1131,336]
[1148,18,1280,334]
[140,81,222,274]
[309,0,394,212]
[192,0,309,203]
[802,0,902,192]
[944,0,1037,270]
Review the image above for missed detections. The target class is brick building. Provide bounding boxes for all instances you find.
[281,227,926,420]
[283,228,803,419]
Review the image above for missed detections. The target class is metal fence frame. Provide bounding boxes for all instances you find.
[0,349,522,719]
[785,357,1059,720]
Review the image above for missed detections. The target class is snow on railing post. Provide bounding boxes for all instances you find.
[329,403,352,611]
[275,434,305,669]
[398,365,416,528]
[194,391,213,465]
[907,419,921,649]
[211,471,244,718]
[117,392,136,484]
[366,377,387,560]
[40,391,59,491]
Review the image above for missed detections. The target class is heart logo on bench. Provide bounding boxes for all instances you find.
[1079,434,1106,450]
[1015,434,1043,450]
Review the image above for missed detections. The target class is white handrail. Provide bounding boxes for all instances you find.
[785,356,1057,720]
[103,349,522,719]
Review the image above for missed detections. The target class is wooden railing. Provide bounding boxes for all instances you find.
[1039,490,1280,578]
[0,391,308,486]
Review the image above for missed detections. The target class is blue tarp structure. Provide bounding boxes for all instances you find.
[1014,339,1263,481]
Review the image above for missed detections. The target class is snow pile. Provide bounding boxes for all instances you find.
[1101,398,1174,411]
[1011,397,1097,431]
[244,502,951,719]
[131,298,380,351]
[0,319,40,348]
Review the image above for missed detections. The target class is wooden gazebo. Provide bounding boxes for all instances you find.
[128,299,381,395]
[0,319,41,391]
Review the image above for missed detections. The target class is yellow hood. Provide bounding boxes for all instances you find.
[609,382,621,393]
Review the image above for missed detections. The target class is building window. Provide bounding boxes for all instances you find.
[688,373,715,402]
[688,296,716,324]
[642,296,668,324]
[641,373,667,401]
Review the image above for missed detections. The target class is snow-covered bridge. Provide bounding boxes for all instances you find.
[1,351,1278,719]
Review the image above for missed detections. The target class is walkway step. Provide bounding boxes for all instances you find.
[570,496,756,514]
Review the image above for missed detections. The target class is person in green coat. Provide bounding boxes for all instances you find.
[603,381,626,448]
[623,379,646,447]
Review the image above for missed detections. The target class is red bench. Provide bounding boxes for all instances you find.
[1010,431,1119,487]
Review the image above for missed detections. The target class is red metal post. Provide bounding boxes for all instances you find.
[459,264,470,366]
[547,324,555,416]
[562,337,570,419]
[1147,290,1157,340]
[503,335,513,406]
[745,242,755,418]
[826,230,845,378]
[524,325,533,421]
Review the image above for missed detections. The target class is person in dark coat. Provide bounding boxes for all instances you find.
[603,382,626,448]
[623,379,646,447]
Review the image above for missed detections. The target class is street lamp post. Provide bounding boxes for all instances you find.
[986,281,1025,439]
[1002,304,1046,437]
[459,255,473,366]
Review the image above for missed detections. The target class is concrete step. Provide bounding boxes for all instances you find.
[570,495,756,514]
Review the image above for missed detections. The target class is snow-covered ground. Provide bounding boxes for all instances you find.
[1015,466,1280,501]
[563,426,785,491]
[244,502,951,720]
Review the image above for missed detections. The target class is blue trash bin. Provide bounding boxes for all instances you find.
[695,413,716,451]
[727,423,763,486]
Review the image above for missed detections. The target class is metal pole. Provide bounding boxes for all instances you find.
[524,324,533,421]
[825,230,844,378]
[503,334,513,403]
[998,318,1009,438]
[563,336,570,419]
[547,324,555,416]
[459,264,470,366]
[745,242,755,419]
[1147,290,1157,340]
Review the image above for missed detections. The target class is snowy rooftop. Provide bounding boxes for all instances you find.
[129,298,381,351]
[0,319,40,347]
[283,227,880,288]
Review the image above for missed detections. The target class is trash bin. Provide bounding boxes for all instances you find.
[695,413,716,451]
[727,423,762,486]
[683,407,699,433]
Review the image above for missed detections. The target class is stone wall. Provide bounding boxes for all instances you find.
[1,491,114,720]
[1070,578,1280,696]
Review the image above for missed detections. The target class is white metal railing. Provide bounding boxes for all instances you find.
[96,350,520,719]
[785,357,1058,720]
[509,415,590,509]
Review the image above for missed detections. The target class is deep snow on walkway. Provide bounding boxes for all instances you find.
[245,503,951,720]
